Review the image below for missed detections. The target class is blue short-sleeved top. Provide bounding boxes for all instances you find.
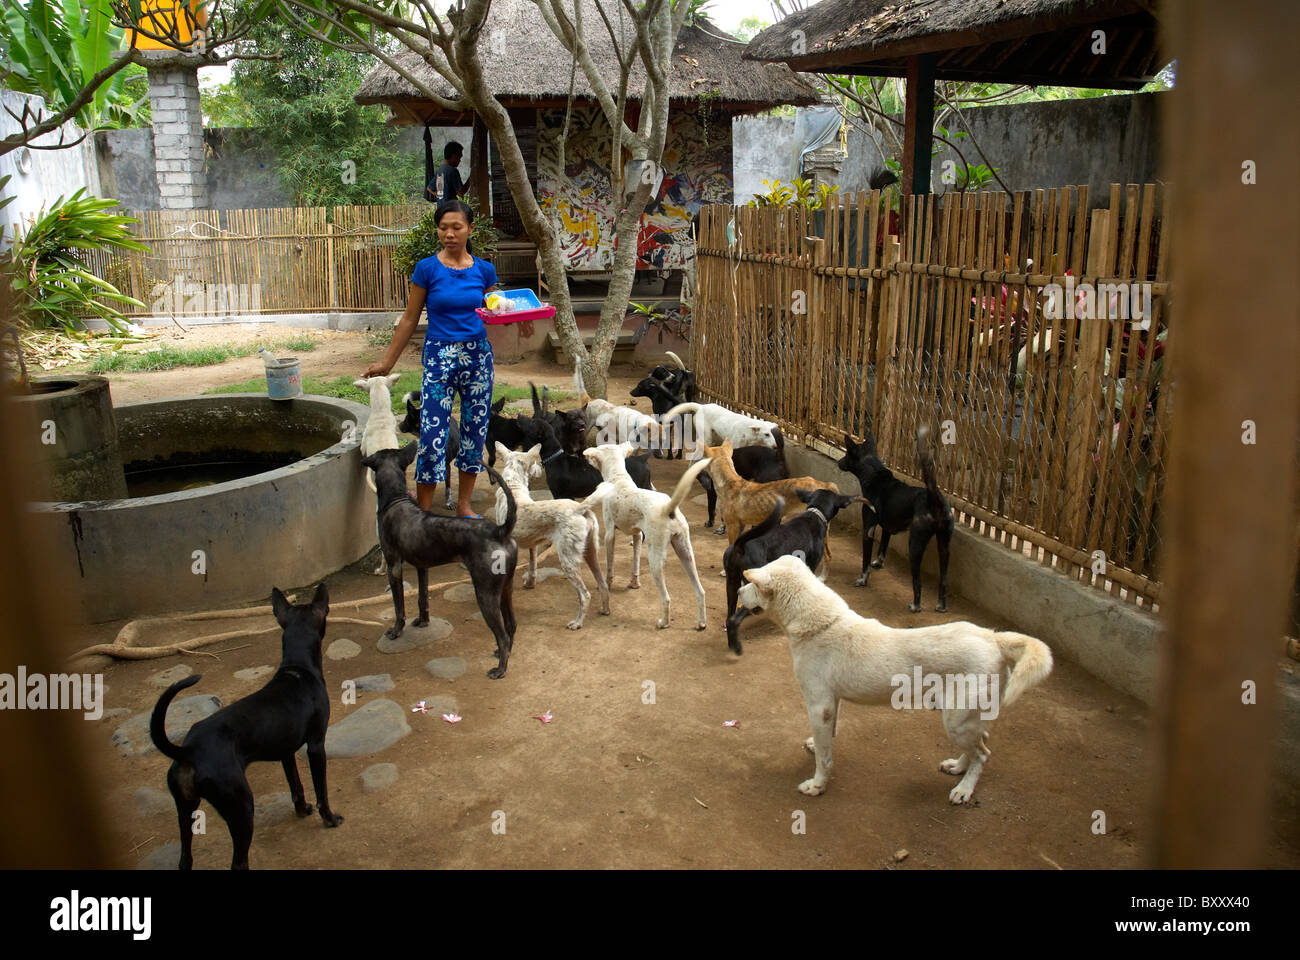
[410,254,498,342]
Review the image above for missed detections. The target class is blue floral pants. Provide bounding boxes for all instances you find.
[416,338,494,484]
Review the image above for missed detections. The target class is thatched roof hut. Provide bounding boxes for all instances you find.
[355,0,822,124]
[744,0,1164,89]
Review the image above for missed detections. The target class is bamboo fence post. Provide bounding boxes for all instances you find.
[805,235,827,440]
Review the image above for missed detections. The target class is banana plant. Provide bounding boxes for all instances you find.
[0,0,146,132]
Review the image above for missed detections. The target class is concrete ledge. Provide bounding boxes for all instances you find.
[83,312,404,332]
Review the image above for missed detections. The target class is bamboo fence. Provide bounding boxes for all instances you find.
[694,184,1170,609]
[80,204,428,316]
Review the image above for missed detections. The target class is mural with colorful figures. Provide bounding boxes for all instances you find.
[537,103,732,271]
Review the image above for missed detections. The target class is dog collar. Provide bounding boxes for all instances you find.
[806,506,828,526]
[541,448,565,464]
[379,493,416,516]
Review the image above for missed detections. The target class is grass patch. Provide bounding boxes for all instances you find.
[88,336,319,373]
[204,374,571,417]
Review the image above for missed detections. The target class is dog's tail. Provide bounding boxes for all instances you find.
[995,632,1053,708]
[663,401,700,423]
[662,457,713,518]
[488,465,517,540]
[365,468,378,494]
[916,424,946,524]
[734,497,783,552]
[582,480,617,514]
[150,675,202,762]
[665,350,686,371]
[529,382,545,419]
[404,390,421,409]
[771,425,785,452]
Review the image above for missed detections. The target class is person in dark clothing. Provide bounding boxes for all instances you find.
[426,141,468,204]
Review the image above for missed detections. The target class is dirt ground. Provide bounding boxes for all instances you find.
[58,326,1300,869]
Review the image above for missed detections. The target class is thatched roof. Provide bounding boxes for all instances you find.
[354,0,822,123]
[745,0,1165,89]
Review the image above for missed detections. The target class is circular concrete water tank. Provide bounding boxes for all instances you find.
[10,375,128,501]
[28,394,375,623]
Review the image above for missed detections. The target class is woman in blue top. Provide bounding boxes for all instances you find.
[363,200,528,516]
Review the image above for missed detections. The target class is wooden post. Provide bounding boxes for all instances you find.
[325,221,336,309]
[805,235,826,438]
[1152,0,1300,868]
[901,54,936,197]
[873,239,901,436]
[1061,207,1113,578]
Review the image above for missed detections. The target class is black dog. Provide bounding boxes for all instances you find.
[722,491,863,654]
[362,442,519,678]
[486,396,529,467]
[697,443,790,533]
[150,583,342,870]
[517,416,653,499]
[837,425,954,612]
[399,390,460,511]
[630,375,687,460]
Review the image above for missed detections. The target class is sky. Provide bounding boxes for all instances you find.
[197,0,797,89]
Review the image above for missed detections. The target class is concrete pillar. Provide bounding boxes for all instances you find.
[145,62,207,210]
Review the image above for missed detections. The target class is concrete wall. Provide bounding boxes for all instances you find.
[734,92,1163,204]
[95,125,470,211]
[0,90,102,244]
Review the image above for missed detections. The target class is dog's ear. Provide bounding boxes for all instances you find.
[837,493,857,510]
[360,451,378,470]
[844,432,853,449]
[796,487,813,504]
[352,378,370,390]
[741,566,774,593]
[527,443,542,458]
[270,586,290,626]
[492,397,506,414]
[385,372,401,388]
[495,441,510,460]
[398,441,418,468]
[311,582,329,624]
[580,390,591,407]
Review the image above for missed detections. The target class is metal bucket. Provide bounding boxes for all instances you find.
[264,358,302,399]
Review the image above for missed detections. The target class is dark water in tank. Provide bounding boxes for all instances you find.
[124,451,303,497]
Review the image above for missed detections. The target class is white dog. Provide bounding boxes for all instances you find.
[494,443,613,629]
[353,373,402,494]
[663,401,782,456]
[583,442,712,630]
[581,395,669,451]
[737,556,1052,804]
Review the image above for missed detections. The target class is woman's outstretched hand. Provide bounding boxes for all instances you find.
[362,361,390,379]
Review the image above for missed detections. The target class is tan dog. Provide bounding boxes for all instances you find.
[700,439,839,545]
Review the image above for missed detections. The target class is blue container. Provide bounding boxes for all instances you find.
[265,358,302,399]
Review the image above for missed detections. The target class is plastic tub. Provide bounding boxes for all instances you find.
[477,288,556,325]
[264,357,303,399]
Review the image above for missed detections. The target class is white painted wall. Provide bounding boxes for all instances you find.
[0,90,103,247]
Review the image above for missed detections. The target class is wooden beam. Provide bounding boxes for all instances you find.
[1151,0,1300,868]
[901,54,935,197]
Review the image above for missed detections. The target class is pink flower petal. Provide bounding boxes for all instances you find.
[411,701,428,714]
[530,709,553,724]
[443,713,462,724]
[723,719,740,728]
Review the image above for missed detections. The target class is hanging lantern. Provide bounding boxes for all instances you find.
[127,0,209,52]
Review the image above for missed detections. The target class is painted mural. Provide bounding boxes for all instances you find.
[536,104,732,271]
